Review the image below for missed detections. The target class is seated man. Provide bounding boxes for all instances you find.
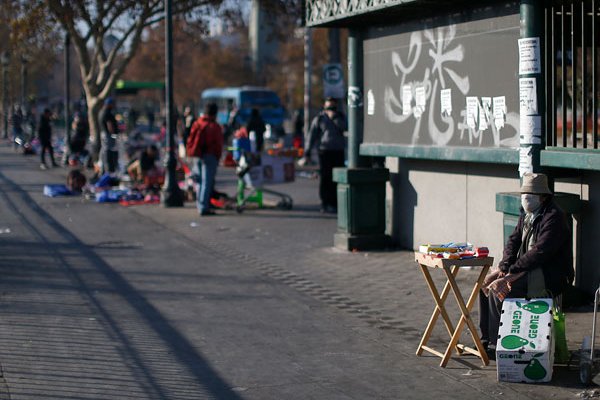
[127,145,161,184]
[479,172,574,358]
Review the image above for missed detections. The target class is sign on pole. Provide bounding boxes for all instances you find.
[323,63,345,99]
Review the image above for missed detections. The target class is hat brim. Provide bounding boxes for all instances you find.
[520,185,552,194]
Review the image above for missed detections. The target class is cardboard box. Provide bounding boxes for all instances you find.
[497,298,554,383]
[261,154,295,184]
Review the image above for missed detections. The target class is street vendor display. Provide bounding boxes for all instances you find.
[415,243,493,367]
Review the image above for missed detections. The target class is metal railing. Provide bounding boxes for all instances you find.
[546,0,599,149]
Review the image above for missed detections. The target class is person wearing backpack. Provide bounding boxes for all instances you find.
[303,97,347,213]
[186,103,223,216]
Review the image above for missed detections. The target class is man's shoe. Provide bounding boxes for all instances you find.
[320,205,337,214]
[485,347,496,361]
[52,162,59,167]
[200,210,216,216]
[40,163,48,170]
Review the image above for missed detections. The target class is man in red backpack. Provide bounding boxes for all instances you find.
[186,103,224,216]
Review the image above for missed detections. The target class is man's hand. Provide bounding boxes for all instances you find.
[298,156,311,167]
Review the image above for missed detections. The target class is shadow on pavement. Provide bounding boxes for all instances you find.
[0,169,243,400]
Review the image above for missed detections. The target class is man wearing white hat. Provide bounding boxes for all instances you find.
[479,172,574,358]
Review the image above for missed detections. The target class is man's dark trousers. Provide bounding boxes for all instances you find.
[318,150,345,210]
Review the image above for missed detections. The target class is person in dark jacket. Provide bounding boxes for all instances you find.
[303,97,347,213]
[186,103,224,216]
[246,108,266,152]
[479,172,573,357]
[100,97,119,173]
[38,108,58,169]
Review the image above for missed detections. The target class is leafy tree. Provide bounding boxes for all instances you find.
[123,19,253,110]
[45,0,222,158]
[0,1,60,109]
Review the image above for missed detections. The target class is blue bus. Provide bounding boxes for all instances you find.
[200,86,285,134]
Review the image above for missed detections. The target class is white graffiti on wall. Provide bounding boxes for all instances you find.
[384,25,519,147]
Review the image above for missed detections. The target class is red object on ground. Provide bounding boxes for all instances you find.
[210,197,226,209]
[223,151,236,167]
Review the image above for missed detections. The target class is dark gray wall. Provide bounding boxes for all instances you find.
[363,2,520,148]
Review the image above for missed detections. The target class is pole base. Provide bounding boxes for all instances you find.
[161,186,185,207]
[334,232,392,251]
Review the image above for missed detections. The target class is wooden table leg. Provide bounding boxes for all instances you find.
[417,264,461,356]
[440,264,490,367]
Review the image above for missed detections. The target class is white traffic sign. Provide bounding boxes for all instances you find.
[323,63,345,99]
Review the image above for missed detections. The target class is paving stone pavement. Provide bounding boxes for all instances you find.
[0,142,596,399]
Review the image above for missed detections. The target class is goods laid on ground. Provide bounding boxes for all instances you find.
[497,298,554,383]
[231,146,293,213]
[43,184,74,197]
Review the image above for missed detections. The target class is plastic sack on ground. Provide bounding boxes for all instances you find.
[554,306,569,364]
[43,184,73,197]
[95,173,119,188]
[96,189,127,203]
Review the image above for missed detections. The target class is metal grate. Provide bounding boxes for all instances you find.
[546,0,600,149]
[305,0,414,26]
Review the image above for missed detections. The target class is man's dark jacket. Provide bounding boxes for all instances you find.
[499,199,574,296]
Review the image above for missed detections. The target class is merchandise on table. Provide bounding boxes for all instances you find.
[418,242,489,259]
[497,298,554,383]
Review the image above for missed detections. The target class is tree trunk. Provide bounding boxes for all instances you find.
[87,99,102,162]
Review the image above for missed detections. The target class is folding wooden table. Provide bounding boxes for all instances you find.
[414,252,494,367]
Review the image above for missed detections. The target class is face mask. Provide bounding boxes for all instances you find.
[521,194,541,213]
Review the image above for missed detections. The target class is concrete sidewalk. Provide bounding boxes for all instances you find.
[0,140,596,399]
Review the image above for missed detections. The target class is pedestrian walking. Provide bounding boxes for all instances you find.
[186,103,223,216]
[10,106,24,149]
[146,107,155,133]
[181,106,195,146]
[479,173,574,360]
[99,97,119,174]
[293,108,304,149]
[38,108,58,169]
[246,108,266,152]
[303,97,347,213]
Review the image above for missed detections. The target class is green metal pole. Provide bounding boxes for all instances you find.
[520,0,545,174]
[64,33,71,159]
[162,0,184,207]
[347,28,367,169]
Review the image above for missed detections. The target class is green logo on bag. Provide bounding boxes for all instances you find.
[500,335,536,349]
[523,353,547,380]
[517,300,549,314]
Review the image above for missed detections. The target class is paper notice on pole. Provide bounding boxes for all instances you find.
[493,96,506,130]
[519,146,534,177]
[466,97,478,129]
[414,85,426,118]
[520,115,542,144]
[519,78,538,116]
[441,88,452,116]
[518,37,541,74]
[479,97,491,131]
[402,85,412,116]
[367,89,375,115]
